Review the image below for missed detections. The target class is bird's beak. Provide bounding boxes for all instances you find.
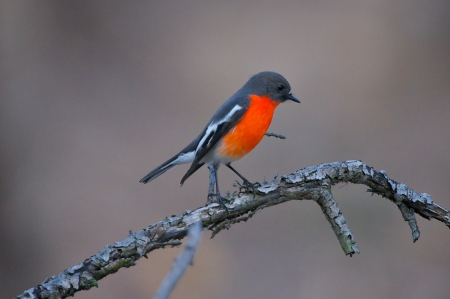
[288,94,300,103]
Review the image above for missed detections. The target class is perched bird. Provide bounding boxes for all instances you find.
[140,71,299,211]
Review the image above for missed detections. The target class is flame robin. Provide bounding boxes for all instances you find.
[140,71,299,211]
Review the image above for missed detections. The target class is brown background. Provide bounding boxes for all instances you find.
[2,1,450,298]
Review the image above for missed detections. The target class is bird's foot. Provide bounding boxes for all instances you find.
[207,193,229,213]
[216,194,230,213]
[207,193,215,205]
[235,179,258,197]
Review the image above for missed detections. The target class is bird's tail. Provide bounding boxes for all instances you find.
[139,150,196,184]
[140,134,204,184]
[139,157,176,184]
[139,151,195,184]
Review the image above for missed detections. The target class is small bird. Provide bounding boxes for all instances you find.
[140,71,299,210]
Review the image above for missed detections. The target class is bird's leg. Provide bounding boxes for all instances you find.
[214,166,229,213]
[210,163,229,213]
[226,164,257,197]
[207,163,216,205]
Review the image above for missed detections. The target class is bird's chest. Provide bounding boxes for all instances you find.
[218,95,278,160]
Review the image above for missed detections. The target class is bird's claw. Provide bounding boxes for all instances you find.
[235,180,258,197]
[207,193,229,213]
[216,194,230,213]
[207,193,215,205]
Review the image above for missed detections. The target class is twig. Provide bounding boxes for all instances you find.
[16,160,449,299]
[264,132,286,139]
[153,222,202,299]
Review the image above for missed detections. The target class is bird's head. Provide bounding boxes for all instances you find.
[244,71,300,104]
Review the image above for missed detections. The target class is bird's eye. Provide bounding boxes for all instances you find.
[277,84,285,91]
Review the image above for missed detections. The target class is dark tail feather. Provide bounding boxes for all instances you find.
[140,156,178,184]
[180,163,205,185]
[141,134,202,184]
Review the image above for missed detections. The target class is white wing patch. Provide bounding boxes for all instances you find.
[221,104,244,123]
[196,104,243,153]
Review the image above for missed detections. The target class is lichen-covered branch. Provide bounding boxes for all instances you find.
[17,160,449,299]
[315,188,359,256]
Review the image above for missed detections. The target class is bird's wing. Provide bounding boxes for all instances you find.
[180,94,250,184]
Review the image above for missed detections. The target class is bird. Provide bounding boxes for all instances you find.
[140,71,299,211]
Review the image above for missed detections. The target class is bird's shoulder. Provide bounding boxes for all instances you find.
[208,92,251,125]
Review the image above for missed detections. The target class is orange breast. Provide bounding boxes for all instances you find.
[217,95,279,161]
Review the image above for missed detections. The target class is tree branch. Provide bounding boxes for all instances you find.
[17,160,449,299]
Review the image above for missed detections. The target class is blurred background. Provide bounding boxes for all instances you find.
[2,1,450,298]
